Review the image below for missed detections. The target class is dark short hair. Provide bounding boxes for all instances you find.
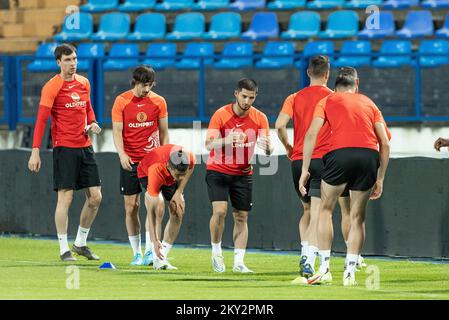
[335,66,358,89]
[54,43,77,61]
[168,149,190,173]
[236,78,258,93]
[131,65,155,86]
[308,55,330,78]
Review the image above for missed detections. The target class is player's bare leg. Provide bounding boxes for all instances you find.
[344,189,371,286]
[339,196,351,245]
[232,209,253,273]
[124,193,142,265]
[55,189,74,260]
[299,201,311,264]
[72,186,102,260]
[302,196,321,277]
[210,201,228,272]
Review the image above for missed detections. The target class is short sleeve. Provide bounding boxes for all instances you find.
[111,97,125,122]
[158,97,168,119]
[39,80,61,108]
[313,97,328,120]
[280,94,295,118]
[258,112,270,137]
[207,111,222,140]
[146,164,165,197]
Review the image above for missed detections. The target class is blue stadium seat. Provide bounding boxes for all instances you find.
[118,0,156,12]
[155,0,194,11]
[281,11,320,40]
[175,42,215,69]
[267,0,306,10]
[304,41,334,57]
[383,0,419,9]
[344,0,383,8]
[372,40,413,68]
[319,10,359,39]
[396,11,434,38]
[436,13,449,38]
[307,0,345,9]
[358,11,395,39]
[421,0,449,8]
[203,12,241,40]
[91,13,130,41]
[27,43,59,72]
[255,41,295,69]
[192,0,230,10]
[214,42,253,69]
[334,40,371,67]
[241,12,279,40]
[166,13,205,40]
[77,43,105,71]
[80,0,118,12]
[418,40,449,67]
[230,0,266,10]
[103,43,140,71]
[54,13,93,41]
[142,43,177,70]
[127,13,165,41]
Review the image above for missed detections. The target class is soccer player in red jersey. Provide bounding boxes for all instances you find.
[27,44,102,261]
[300,67,390,286]
[112,66,169,267]
[137,144,195,270]
[205,79,273,273]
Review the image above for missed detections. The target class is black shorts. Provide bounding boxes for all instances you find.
[205,170,252,212]
[322,147,380,192]
[120,163,142,195]
[53,146,101,191]
[292,159,350,203]
[138,177,178,201]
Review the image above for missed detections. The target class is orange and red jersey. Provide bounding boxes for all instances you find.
[112,90,167,162]
[281,86,333,160]
[313,92,391,152]
[32,74,97,148]
[206,104,270,176]
[137,144,196,197]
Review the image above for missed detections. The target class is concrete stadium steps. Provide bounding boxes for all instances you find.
[0,37,43,53]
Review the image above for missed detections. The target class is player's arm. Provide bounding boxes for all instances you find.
[28,105,52,173]
[434,137,449,151]
[371,122,390,200]
[84,80,101,134]
[299,117,324,196]
[258,113,274,156]
[275,94,294,158]
[171,154,196,214]
[144,192,164,260]
[112,121,133,171]
[158,117,169,145]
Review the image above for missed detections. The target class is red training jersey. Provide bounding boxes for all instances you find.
[206,104,270,176]
[281,86,333,160]
[111,90,168,162]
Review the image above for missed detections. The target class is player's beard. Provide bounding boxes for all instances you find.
[236,99,251,112]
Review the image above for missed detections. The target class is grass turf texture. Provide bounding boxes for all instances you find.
[1,237,448,300]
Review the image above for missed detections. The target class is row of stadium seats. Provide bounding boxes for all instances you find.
[27,40,449,72]
[80,0,449,12]
[54,10,449,42]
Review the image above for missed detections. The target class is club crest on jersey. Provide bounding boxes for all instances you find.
[71,92,80,101]
[137,112,147,123]
[65,92,86,108]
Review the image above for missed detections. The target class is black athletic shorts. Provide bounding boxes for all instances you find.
[53,146,101,191]
[120,163,142,195]
[138,177,178,201]
[205,170,253,212]
[322,147,380,191]
[292,159,350,203]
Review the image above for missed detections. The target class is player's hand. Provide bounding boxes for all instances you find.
[370,180,383,200]
[285,144,293,160]
[434,137,449,151]
[153,240,164,260]
[299,171,310,196]
[257,136,273,155]
[224,129,246,145]
[28,148,41,173]
[170,191,185,216]
[119,153,134,171]
[85,123,102,135]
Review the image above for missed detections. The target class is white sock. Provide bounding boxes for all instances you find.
[145,231,153,254]
[300,241,309,257]
[346,254,359,274]
[58,234,70,255]
[306,245,319,268]
[318,250,331,274]
[234,248,245,266]
[128,234,142,256]
[74,226,89,247]
[161,241,172,259]
[212,242,222,256]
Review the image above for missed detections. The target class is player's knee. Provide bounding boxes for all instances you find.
[213,208,227,219]
[88,192,102,207]
[233,213,248,225]
[125,202,139,216]
[350,213,365,225]
[58,192,74,207]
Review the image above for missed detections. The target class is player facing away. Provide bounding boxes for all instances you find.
[137,144,195,270]
[27,43,102,261]
[112,65,169,267]
[205,78,273,273]
[299,67,390,286]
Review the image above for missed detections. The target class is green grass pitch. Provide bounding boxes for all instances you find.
[1,237,448,300]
